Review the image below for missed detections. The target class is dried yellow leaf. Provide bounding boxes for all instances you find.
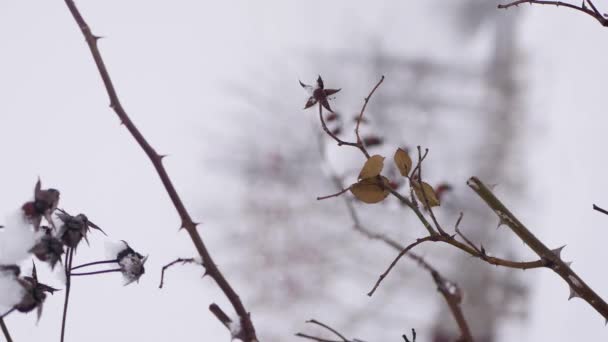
[413,181,440,207]
[393,148,412,177]
[358,155,385,180]
[350,176,391,204]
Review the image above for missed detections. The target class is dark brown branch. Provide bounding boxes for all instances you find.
[62,1,257,339]
[71,269,122,276]
[158,258,198,289]
[468,176,608,319]
[354,75,385,158]
[368,236,435,296]
[295,333,343,342]
[368,232,547,296]
[318,105,360,149]
[317,187,350,201]
[402,329,417,342]
[498,0,608,26]
[60,247,74,342]
[415,146,447,235]
[71,259,118,271]
[296,319,366,342]
[0,317,12,342]
[593,204,608,216]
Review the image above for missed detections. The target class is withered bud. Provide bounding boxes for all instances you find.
[21,179,60,230]
[56,209,106,248]
[30,228,65,269]
[116,242,147,285]
[14,263,58,320]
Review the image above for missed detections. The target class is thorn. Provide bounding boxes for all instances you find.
[568,286,581,300]
[158,154,168,160]
[551,245,567,259]
[496,218,507,229]
[565,261,573,267]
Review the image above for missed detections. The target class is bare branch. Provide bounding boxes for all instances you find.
[61,1,257,339]
[355,75,385,158]
[0,318,12,342]
[498,0,608,26]
[60,247,74,342]
[593,204,608,216]
[368,236,435,296]
[296,319,367,342]
[158,258,198,289]
[317,187,350,201]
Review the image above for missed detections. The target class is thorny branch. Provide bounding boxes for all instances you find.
[497,0,608,27]
[62,1,257,340]
[468,177,608,319]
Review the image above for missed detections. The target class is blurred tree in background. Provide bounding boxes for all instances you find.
[207,1,530,341]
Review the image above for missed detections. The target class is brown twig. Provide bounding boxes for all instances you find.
[70,269,122,276]
[62,1,257,339]
[468,176,608,319]
[368,236,435,296]
[71,259,118,271]
[415,146,447,235]
[296,319,366,342]
[497,0,608,26]
[354,75,385,158]
[158,258,198,289]
[593,204,608,216]
[60,247,74,342]
[317,187,350,201]
[0,317,12,342]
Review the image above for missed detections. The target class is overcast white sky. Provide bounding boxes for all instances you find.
[2,1,608,341]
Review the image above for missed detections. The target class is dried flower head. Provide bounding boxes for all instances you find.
[56,209,106,248]
[299,76,341,112]
[30,227,65,269]
[14,262,58,320]
[116,241,147,285]
[21,179,60,231]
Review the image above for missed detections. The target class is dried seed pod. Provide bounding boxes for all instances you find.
[14,262,58,320]
[116,241,147,285]
[22,179,60,230]
[56,209,106,248]
[299,76,341,112]
[30,227,65,269]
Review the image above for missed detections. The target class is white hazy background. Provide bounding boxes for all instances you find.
[1,0,608,341]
